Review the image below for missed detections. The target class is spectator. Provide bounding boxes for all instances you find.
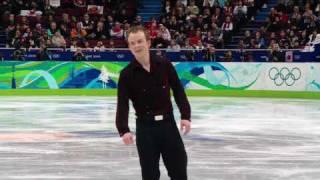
[233,0,248,24]
[189,29,202,47]
[33,23,44,44]
[167,39,181,52]
[316,2,320,14]
[3,14,15,29]
[47,22,59,38]
[243,30,251,48]
[43,14,55,29]
[12,0,24,14]
[147,19,158,40]
[202,31,215,47]
[37,45,51,60]
[0,1,11,17]
[307,30,320,46]
[59,23,70,39]
[254,31,266,48]
[80,13,94,35]
[186,0,199,19]
[303,30,320,51]
[110,22,124,39]
[155,45,165,58]
[290,6,302,27]
[152,33,168,48]
[221,16,233,43]
[238,39,246,49]
[25,30,37,49]
[132,15,143,26]
[18,16,30,32]
[108,39,116,52]
[70,39,79,52]
[269,43,285,62]
[88,21,108,39]
[123,22,131,40]
[212,7,224,27]
[179,0,188,7]
[163,0,171,14]
[278,11,289,27]
[223,50,233,62]
[278,30,289,48]
[223,2,234,18]
[268,16,282,32]
[203,0,215,8]
[300,30,309,47]
[175,7,186,24]
[12,44,25,61]
[173,32,185,46]
[60,13,71,30]
[183,38,194,50]
[94,41,106,52]
[181,38,195,61]
[45,38,53,48]
[105,15,114,32]
[51,31,66,48]
[116,9,130,23]
[73,48,87,61]
[203,45,216,62]
[158,24,171,42]
[246,0,256,21]
[10,30,22,48]
[194,40,205,50]
[194,15,205,30]
[210,23,224,48]
[243,51,254,62]
[71,22,87,39]
[249,38,259,49]
[83,40,93,51]
[202,7,212,24]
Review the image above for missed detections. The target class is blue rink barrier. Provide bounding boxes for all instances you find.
[0,47,319,62]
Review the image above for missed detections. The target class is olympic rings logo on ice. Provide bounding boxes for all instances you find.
[268,67,301,86]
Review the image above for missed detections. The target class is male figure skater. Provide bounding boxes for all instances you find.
[116,25,191,180]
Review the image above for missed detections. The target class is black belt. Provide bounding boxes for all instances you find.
[136,112,174,122]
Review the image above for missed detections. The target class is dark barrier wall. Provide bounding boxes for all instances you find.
[0,47,319,62]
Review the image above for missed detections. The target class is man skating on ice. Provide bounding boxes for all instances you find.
[116,25,191,180]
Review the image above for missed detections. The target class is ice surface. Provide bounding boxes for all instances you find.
[0,96,320,179]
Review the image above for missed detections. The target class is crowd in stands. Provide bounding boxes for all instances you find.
[0,0,266,50]
[0,0,319,62]
[238,1,320,50]
[156,0,264,49]
[0,0,137,51]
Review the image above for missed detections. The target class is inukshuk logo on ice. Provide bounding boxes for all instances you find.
[99,65,110,89]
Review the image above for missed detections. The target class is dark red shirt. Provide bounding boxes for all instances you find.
[115,55,191,136]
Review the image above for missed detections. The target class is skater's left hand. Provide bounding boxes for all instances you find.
[180,120,191,135]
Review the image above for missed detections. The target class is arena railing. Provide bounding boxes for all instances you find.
[0,47,317,62]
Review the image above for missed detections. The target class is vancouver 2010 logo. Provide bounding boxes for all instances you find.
[268,67,301,86]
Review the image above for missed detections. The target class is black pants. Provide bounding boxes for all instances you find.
[136,114,187,180]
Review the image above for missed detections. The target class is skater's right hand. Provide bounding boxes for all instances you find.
[122,132,134,145]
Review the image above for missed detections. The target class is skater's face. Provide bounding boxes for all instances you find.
[127,31,151,60]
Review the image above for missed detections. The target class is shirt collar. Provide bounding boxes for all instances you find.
[132,58,142,70]
[132,54,161,72]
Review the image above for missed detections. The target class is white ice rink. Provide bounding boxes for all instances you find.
[0,96,320,179]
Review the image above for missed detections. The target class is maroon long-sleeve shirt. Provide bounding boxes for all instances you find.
[115,55,191,136]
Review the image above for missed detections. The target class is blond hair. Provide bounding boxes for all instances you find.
[127,25,150,41]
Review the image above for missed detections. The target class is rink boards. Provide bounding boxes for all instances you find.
[1,62,320,98]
